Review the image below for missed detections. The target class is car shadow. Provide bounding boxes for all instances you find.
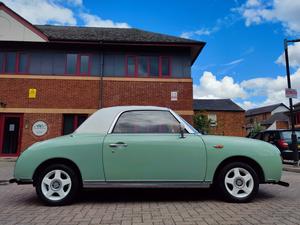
[20,187,276,206]
[78,188,218,203]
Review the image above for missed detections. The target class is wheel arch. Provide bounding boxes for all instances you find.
[212,156,265,184]
[32,158,83,187]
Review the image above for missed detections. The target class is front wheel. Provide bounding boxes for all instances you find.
[216,162,259,203]
[35,164,80,206]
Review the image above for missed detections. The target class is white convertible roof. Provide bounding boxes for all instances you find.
[75,106,169,134]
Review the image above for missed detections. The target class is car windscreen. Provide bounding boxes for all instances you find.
[281,131,300,139]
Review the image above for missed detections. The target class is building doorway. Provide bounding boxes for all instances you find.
[0,114,23,157]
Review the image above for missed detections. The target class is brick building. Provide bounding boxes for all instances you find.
[245,103,289,133]
[193,99,246,137]
[0,3,205,157]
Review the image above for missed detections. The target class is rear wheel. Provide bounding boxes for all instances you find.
[216,162,259,203]
[35,164,80,206]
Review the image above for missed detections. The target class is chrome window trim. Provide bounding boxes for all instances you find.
[107,109,194,134]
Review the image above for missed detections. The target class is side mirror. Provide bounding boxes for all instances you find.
[179,123,186,138]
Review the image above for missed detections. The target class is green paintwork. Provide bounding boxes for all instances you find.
[14,132,282,184]
[103,134,206,181]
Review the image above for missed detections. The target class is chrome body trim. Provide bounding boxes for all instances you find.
[83,181,211,188]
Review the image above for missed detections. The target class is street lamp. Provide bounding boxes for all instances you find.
[284,39,300,166]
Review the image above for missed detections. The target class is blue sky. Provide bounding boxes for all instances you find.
[4,0,300,109]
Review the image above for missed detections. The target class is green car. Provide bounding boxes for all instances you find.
[11,106,287,205]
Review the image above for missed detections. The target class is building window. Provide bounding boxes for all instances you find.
[66,54,91,75]
[80,55,90,75]
[149,56,159,76]
[66,54,77,74]
[161,56,170,76]
[208,114,217,127]
[0,52,30,74]
[19,53,30,73]
[126,55,171,77]
[5,52,17,73]
[0,53,4,72]
[138,56,148,77]
[63,114,88,135]
[126,56,136,76]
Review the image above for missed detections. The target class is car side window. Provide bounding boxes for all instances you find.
[263,132,273,142]
[113,110,181,134]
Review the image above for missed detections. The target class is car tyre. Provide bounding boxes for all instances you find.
[216,162,259,203]
[35,164,80,206]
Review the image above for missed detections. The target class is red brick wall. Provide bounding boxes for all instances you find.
[102,80,193,110]
[0,78,100,109]
[21,113,63,150]
[0,77,192,111]
[194,110,246,137]
[246,113,271,125]
[0,76,194,153]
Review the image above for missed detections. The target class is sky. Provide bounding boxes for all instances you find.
[3,0,300,110]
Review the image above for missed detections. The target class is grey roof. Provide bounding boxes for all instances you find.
[260,112,289,125]
[36,25,204,44]
[75,106,195,134]
[245,103,289,117]
[193,99,245,112]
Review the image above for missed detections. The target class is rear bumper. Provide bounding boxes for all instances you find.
[281,150,300,160]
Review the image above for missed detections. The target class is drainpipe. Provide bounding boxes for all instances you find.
[99,41,104,109]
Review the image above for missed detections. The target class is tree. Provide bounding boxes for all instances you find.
[248,122,263,137]
[193,112,211,134]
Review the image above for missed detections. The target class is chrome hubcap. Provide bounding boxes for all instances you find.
[224,167,254,198]
[41,170,72,201]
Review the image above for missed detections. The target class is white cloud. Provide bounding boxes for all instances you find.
[276,42,300,68]
[64,0,82,6]
[238,100,258,110]
[241,69,300,106]
[180,28,217,39]
[235,0,300,35]
[2,0,77,25]
[193,71,247,99]
[223,58,244,66]
[2,0,131,28]
[193,69,300,109]
[80,13,130,28]
[180,13,238,39]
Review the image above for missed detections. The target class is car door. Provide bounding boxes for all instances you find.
[103,110,206,182]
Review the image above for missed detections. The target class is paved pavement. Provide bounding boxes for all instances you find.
[0,163,300,225]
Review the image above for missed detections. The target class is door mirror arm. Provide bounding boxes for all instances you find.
[179,123,186,138]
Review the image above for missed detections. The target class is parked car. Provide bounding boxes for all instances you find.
[251,129,300,160]
[10,106,286,206]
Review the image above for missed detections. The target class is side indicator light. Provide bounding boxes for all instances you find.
[213,144,224,149]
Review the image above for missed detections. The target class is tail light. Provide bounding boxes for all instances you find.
[277,139,289,149]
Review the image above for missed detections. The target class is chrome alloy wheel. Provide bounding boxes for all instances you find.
[224,167,254,198]
[41,169,72,201]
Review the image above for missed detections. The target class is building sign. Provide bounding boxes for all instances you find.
[171,91,178,101]
[285,88,297,99]
[32,121,48,136]
[28,88,37,99]
[9,124,15,132]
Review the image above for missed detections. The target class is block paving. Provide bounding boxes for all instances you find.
[0,162,299,225]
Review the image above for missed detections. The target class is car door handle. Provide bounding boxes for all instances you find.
[109,142,128,148]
